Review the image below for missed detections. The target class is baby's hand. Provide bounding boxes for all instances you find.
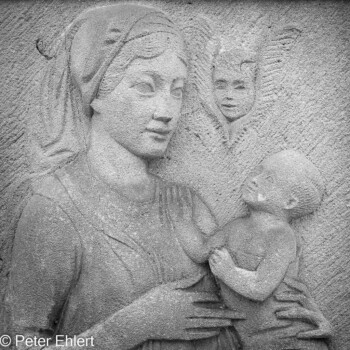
[209,248,236,280]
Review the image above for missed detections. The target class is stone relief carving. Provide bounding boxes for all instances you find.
[170,149,330,349]
[184,18,301,145]
[212,47,256,135]
[1,3,333,350]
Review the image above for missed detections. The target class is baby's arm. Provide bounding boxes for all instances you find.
[209,226,296,302]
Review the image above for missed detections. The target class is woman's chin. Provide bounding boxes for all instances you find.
[224,112,245,123]
[137,145,168,160]
[121,136,170,160]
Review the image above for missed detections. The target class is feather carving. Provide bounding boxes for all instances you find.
[183,19,301,146]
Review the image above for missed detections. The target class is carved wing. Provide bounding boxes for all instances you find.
[182,17,228,138]
[251,25,301,132]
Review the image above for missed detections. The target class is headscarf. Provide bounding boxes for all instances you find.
[35,4,186,169]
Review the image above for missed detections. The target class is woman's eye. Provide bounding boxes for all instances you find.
[235,85,245,90]
[134,82,155,94]
[171,87,183,99]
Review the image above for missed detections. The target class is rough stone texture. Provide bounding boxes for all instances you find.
[0,1,349,349]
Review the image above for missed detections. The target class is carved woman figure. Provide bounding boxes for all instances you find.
[6,4,330,350]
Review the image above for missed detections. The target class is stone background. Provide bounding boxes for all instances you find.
[0,1,349,349]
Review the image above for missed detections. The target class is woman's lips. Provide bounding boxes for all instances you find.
[221,104,237,109]
[145,128,171,141]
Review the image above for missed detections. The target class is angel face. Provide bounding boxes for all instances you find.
[213,66,255,122]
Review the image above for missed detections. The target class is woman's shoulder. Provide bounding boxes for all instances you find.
[20,170,80,243]
[30,158,84,209]
[14,196,82,275]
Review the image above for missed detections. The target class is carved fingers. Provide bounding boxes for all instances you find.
[162,185,182,229]
[189,291,221,304]
[210,248,232,263]
[181,329,221,341]
[141,275,245,341]
[280,276,314,300]
[274,277,332,340]
[159,186,172,229]
[185,318,232,330]
[191,307,245,320]
[275,306,332,339]
[179,187,194,222]
[297,324,332,340]
[183,297,245,339]
[164,185,194,229]
[276,307,321,324]
[173,186,194,222]
[209,248,235,280]
[274,292,313,309]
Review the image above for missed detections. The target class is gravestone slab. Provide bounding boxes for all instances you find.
[0,1,349,349]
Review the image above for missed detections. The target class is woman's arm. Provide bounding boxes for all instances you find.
[8,194,81,340]
[7,194,154,350]
[209,227,296,302]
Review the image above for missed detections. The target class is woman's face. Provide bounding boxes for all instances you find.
[92,49,187,159]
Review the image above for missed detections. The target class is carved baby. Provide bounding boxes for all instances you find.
[169,150,329,350]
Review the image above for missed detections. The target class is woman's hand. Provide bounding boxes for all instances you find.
[274,276,332,339]
[164,185,194,229]
[131,274,245,341]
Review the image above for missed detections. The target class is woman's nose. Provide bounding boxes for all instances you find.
[153,112,172,123]
[153,94,173,123]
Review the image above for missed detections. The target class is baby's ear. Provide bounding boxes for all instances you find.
[285,193,299,210]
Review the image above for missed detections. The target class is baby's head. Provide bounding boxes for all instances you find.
[212,48,256,123]
[242,150,325,220]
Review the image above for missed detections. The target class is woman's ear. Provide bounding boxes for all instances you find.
[91,99,103,114]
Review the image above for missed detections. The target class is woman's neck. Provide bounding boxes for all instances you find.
[87,127,155,202]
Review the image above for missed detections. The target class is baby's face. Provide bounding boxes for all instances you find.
[213,66,255,122]
[242,160,291,212]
